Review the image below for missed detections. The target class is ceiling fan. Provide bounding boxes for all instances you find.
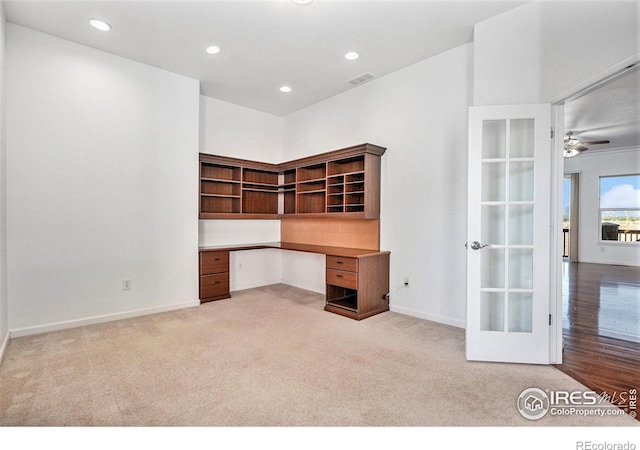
[563,131,610,158]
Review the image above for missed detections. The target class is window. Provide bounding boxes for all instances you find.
[599,174,640,243]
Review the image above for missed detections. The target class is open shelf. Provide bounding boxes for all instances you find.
[201,163,241,181]
[328,155,364,176]
[242,190,278,214]
[201,196,240,214]
[201,180,241,197]
[297,180,326,192]
[326,285,358,312]
[243,168,278,185]
[297,163,326,182]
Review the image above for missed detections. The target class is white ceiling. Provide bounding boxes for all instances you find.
[4,0,527,117]
[564,66,640,153]
[4,0,639,153]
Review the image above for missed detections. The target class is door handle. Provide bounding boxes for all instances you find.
[467,241,491,250]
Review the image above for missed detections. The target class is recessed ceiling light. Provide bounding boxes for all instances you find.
[280,86,292,93]
[206,45,221,55]
[345,51,360,61]
[89,18,111,31]
[291,0,313,5]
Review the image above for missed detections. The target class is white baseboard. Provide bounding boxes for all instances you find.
[9,300,200,338]
[390,305,466,329]
[0,331,9,366]
[577,258,640,267]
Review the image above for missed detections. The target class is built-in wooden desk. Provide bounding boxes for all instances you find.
[199,242,390,320]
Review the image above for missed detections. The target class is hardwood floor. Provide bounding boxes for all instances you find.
[554,260,640,421]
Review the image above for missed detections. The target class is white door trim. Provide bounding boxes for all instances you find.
[549,104,565,364]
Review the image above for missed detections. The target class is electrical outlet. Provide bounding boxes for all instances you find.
[123,279,131,290]
[404,277,410,287]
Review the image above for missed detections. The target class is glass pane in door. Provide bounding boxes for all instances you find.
[509,119,534,158]
[509,161,534,201]
[482,162,506,201]
[481,249,505,288]
[509,248,534,289]
[508,293,533,332]
[482,120,506,159]
[509,204,534,245]
[481,292,505,331]
[482,205,505,245]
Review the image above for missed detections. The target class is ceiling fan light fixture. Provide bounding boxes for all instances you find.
[563,130,610,157]
[564,147,580,158]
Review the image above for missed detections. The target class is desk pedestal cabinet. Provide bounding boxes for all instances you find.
[325,253,390,320]
[199,250,231,302]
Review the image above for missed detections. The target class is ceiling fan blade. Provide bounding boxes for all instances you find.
[579,140,610,145]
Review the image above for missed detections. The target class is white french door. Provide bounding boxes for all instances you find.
[466,104,552,364]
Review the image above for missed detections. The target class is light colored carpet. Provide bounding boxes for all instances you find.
[0,284,637,427]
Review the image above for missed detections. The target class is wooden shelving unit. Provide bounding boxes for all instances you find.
[242,167,279,215]
[199,143,385,219]
[296,162,327,214]
[281,169,297,215]
[200,162,242,215]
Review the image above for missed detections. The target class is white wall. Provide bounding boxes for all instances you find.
[6,24,200,334]
[198,95,283,291]
[199,95,283,161]
[282,44,473,327]
[474,1,639,106]
[0,3,8,357]
[564,148,640,266]
[280,250,325,294]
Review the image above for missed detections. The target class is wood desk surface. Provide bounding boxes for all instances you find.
[199,242,389,258]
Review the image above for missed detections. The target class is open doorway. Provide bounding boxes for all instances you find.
[552,63,640,420]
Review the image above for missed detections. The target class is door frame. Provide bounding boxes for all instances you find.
[549,104,564,364]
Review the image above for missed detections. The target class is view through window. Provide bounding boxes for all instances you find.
[599,174,640,242]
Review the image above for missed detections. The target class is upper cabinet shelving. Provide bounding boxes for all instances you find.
[199,143,386,220]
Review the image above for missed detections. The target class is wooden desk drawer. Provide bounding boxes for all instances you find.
[200,273,229,299]
[326,268,358,290]
[326,256,358,272]
[200,251,230,275]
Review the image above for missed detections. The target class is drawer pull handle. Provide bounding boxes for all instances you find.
[336,275,343,278]
[211,258,221,262]
[336,261,344,264]
[211,281,219,285]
